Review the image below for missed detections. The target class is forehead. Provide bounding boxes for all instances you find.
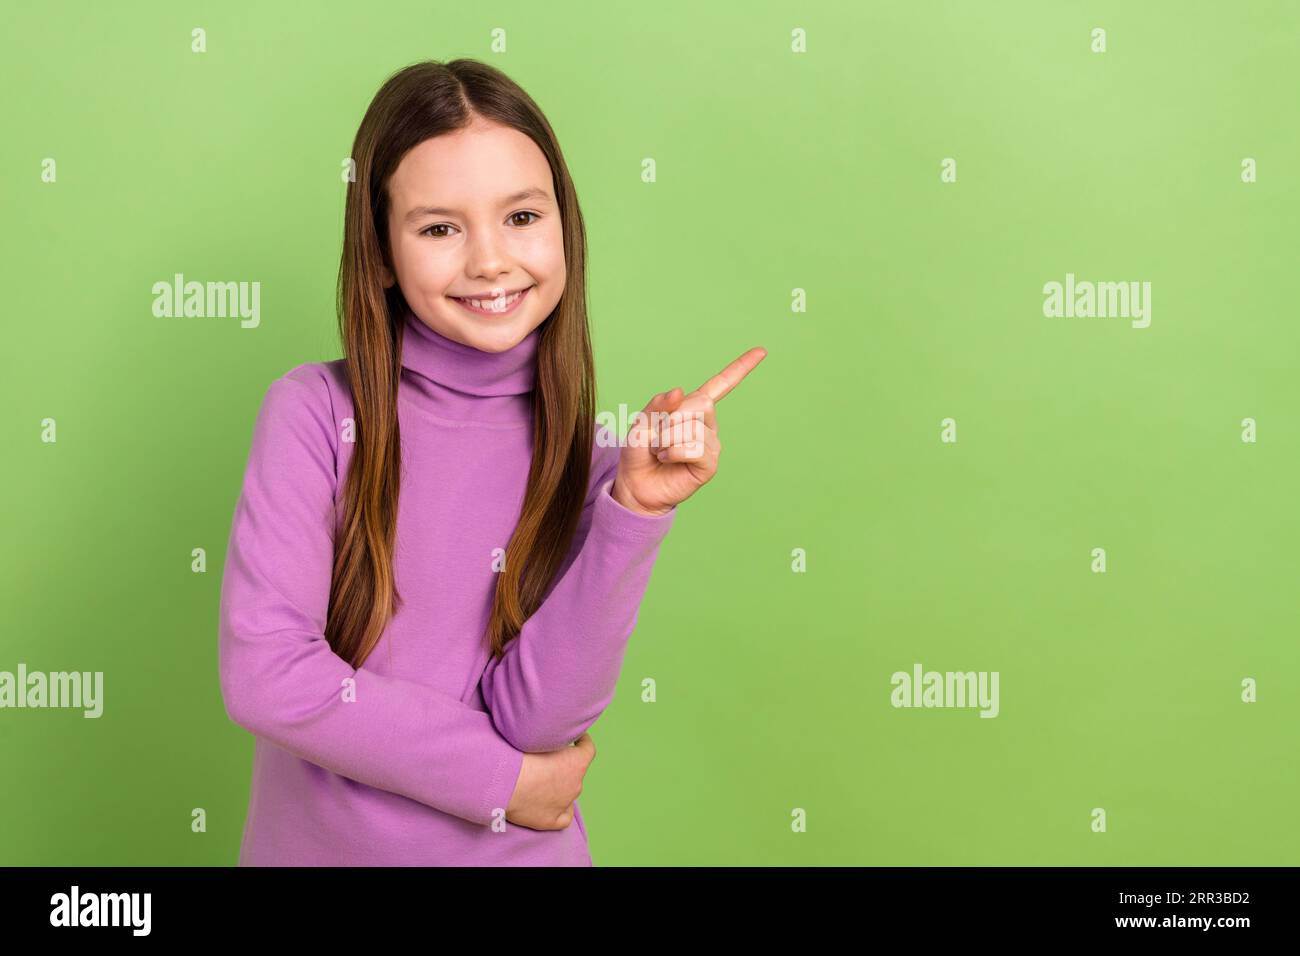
[388,122,552,206]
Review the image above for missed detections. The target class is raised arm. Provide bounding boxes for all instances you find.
[479,427,676,753]
[218,369,524,826]
[481,348,764,753]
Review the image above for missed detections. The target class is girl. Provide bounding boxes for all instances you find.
[218,59,765,866]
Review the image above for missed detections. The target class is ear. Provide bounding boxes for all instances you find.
[379,263,395,288]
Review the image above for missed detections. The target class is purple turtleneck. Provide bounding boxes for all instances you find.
[217,303,676,865]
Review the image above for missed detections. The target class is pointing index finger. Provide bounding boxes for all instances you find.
[697,347,768,403]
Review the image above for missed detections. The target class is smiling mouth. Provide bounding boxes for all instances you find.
[449,286,533,315]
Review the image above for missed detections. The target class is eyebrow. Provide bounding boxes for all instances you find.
[403,187,554,222]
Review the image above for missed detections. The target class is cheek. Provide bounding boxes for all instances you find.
[529,224,566,279]
[397,240,455,289]
[390,236,420,277]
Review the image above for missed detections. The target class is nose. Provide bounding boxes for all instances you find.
[464,226,511,283]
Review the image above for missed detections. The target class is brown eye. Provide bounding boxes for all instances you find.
[420,224,453,238]
[510,211,540,226]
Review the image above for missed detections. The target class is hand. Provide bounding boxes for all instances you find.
[505,731,596,831]
[612,347,768,517]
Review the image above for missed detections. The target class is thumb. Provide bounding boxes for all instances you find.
[644,387,684,414]
[637,388,683,448]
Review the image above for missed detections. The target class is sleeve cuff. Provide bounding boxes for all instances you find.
[595,477,677,541]
[479,743,526,827]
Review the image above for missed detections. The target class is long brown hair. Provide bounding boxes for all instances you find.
[326,59,595,668]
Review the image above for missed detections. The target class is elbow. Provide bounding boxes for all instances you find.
[219,678,258,735]
[481,665,610,752]
[490,711,549,754]
[490,707,601,754]
[482,684,558,752]
[218,654,269,736]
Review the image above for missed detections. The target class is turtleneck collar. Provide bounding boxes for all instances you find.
[398,302,538,426]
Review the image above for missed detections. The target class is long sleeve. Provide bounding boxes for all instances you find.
[217,370,525,826]
[479,428,676,753]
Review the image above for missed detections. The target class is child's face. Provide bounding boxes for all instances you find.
[380,118,566,353]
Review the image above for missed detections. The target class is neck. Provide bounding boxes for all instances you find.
[398,302,538,426]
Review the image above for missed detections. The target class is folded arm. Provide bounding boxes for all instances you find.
[218,370,524,826]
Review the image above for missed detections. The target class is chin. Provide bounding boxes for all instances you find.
[444,313,531,353]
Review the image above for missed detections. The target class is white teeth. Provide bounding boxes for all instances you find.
[459,290,523,311]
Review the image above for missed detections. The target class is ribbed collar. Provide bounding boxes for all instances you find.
[398,302,538,426]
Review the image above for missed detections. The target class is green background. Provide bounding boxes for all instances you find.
[2,0,1296,865]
